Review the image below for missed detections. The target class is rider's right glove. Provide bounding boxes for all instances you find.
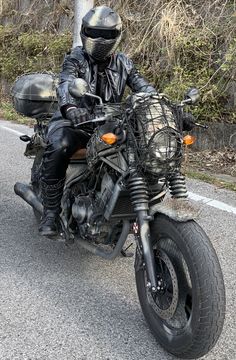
[65,106,89,126]
[182,112,196,131]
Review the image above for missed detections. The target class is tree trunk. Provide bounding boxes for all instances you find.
[73,0,94,48]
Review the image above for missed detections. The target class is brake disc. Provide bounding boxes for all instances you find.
[147,250,179,320]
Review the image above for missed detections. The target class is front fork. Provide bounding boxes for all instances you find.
[136,210,158,291]
[129,173,158,291]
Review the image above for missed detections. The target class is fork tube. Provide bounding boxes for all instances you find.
[129,173,158,291]
[137,210,158,291]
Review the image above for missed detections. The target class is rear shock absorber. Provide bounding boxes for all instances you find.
[168,172,188,199]
[129,174,149,212]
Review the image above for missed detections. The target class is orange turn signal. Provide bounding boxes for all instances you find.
[101,132,118,145]
[183,135,196,146]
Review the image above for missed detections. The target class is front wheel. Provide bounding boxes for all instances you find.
[135,214,225,359]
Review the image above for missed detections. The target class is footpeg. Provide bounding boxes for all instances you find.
[20,135,31,142]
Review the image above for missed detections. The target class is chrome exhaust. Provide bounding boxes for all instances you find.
[14,182,43,215]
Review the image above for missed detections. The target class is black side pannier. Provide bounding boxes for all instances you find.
[11,73,59,119]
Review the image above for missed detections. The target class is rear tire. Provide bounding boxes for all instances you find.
[135,214,225,359]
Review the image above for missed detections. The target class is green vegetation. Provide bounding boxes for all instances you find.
[0,26,72,81]
[186,170,236,192]
[0,0,235,124]
[0,100,33,125]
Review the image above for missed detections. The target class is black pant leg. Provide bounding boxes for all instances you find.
[41,114,89,182]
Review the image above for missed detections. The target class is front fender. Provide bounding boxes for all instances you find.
[150,198,201,222]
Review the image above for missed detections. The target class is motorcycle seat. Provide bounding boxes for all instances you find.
[70,148,87,160]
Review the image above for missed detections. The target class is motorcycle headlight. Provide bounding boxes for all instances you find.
[148,129,181,162]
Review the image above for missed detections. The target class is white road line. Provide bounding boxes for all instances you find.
[1,124,236,215]
[0,125,25,136]
[188,191,236,215]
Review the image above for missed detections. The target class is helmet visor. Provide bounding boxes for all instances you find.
[83,27,121,40]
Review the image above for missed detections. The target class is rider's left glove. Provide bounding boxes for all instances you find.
[65,106,89,126]
[182,112,195,131]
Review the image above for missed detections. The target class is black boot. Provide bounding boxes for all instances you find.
[39,178,65,237]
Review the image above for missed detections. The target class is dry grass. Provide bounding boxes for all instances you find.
[1,0,235,122]
[98,0,235,89]
[1,1,235,81]
[0,0,73,32]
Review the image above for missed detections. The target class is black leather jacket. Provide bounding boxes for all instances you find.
[57,46,156,116]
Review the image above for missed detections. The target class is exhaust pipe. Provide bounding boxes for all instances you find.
[14,182,43,215]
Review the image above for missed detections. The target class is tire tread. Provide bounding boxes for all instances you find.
[135,215,225,359]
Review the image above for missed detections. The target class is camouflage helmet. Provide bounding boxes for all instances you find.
[81,6,122,61]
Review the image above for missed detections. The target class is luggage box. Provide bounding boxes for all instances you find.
[11,73,58,119]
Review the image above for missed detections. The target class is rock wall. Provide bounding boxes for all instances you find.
[0,0,73,32]
[192,123,236,150]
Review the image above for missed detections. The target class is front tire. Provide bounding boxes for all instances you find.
[135,214,225,359]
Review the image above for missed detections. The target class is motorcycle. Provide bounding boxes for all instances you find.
[14,76,225,359]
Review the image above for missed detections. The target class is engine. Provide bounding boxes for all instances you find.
[71,173,115,239]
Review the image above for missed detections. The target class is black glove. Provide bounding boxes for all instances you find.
[182,112,195,131]
[65,107,89,126]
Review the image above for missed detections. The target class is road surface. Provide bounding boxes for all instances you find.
[0,120,235,360]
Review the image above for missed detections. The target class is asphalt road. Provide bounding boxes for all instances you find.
[0,120,235,360]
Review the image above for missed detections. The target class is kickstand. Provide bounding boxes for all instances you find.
[121,242,134,257]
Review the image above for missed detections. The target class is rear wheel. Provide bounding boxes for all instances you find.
[135,214,225,359]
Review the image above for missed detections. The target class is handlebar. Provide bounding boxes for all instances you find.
[194,122,209,129]
[73,116,110,128]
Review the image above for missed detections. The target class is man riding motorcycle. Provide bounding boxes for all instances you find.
[39,5,194,237]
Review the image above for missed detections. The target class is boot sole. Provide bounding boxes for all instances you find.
[39,229,58,237]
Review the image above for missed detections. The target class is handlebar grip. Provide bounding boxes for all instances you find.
[73,116,108,128]
[194,122,209,129]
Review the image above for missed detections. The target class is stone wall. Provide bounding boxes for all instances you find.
[226,81,236,109]
[0,0,73,32]
[192,123,236,150]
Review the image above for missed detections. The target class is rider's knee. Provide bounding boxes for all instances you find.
[46,137,70,155]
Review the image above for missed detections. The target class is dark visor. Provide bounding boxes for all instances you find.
[84,27,120,40]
